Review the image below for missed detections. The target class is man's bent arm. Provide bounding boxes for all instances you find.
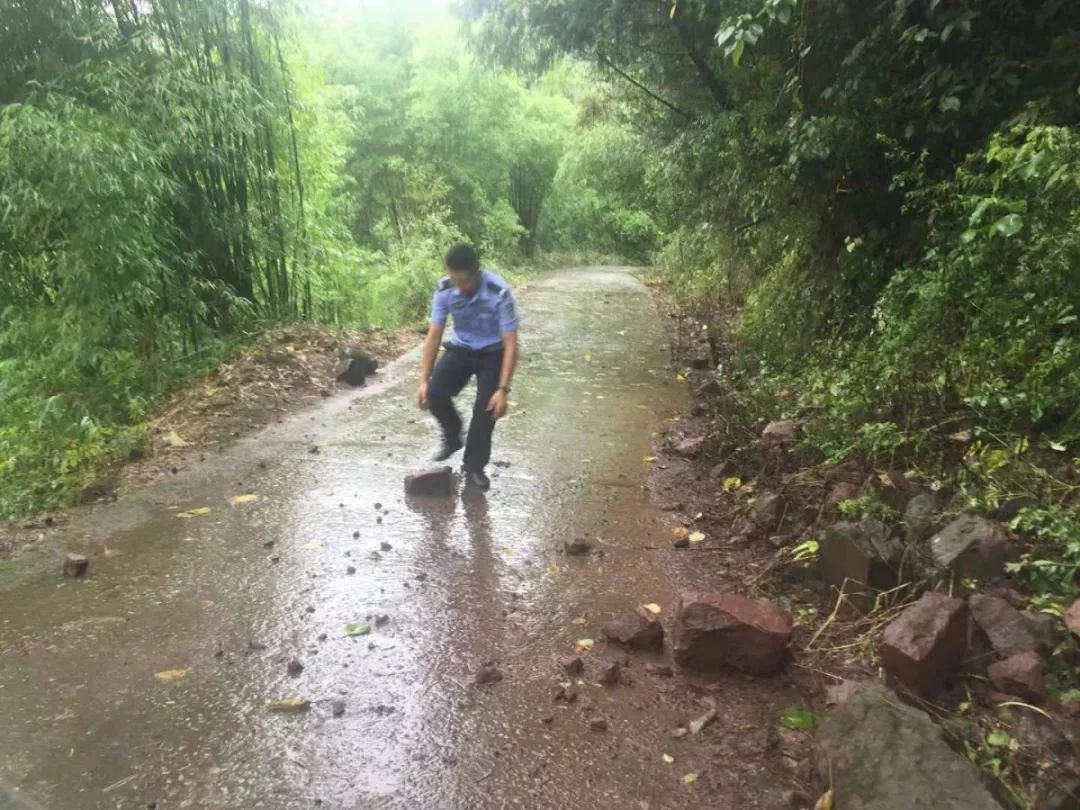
[499,331,518,390]
[420,323,444,382]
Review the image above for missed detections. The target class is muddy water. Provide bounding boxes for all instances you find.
[0,268,714,809]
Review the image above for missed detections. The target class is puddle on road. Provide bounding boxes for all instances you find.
[0,268,704,809]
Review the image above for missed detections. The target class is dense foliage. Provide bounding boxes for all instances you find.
[0,0,649,518]
[465,0,1080,606]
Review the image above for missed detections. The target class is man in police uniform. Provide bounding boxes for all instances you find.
[417,244,519,491]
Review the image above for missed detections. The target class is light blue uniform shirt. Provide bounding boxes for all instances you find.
[430,269,519,351]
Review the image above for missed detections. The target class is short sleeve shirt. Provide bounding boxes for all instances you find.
[430,269,519,351]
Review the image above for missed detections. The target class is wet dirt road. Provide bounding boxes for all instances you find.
[0,268,786,810]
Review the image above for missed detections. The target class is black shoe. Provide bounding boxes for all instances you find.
[463,469,491,491]
[432,436,463,462]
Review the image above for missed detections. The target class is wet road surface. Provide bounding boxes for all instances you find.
[0,268,779,809]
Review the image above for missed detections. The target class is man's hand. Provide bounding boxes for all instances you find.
[487,389,508,420]
[417,382,430,410]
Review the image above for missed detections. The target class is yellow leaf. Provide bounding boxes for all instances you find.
[575,638,594,653]
[689,531,706,544]
[682,772,698,785]
[643,603,662,615]
[676,374,686,382]
[662,753,674,764]
[162,430,189,448]
[814,790,833,810]
[722,477,742,493]
[571,617,588,625]
[643,456,657,463]
[267,698,311,712]
[229,494,258,506]
[547,563,560,575]
[877,473,894,488]
[154,669,188,682]
[673,527,690,540]
[177,507,211,518]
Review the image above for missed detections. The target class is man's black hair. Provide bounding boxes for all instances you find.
[445,243,480,273]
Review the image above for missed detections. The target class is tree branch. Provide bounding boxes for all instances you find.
[671,18,730,109]
[598,55,696,121]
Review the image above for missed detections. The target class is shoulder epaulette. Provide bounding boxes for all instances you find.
[438,277,451,291]
[486,280,507,295]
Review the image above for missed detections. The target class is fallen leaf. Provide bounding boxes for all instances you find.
[662,753,674,764]
[199,600,214,610]
[814,789,833,810]
[301,542,324,550]
[642,603,662,615]
[877,473,894,488]
[571,617,588,625]
[154,669,188,682]
[575,638,594,653]
[643,456,657,463]
[688,531,706,544]
[267,698,311,712]
[780,706,817,730]
[163,430,189,448]
[345,623,371,637]
[546,563,560,575]
[682,772,699,785]
[949,430,972,442]
[673,527,690,540]
[228,494,258,506]
[675,374,686,382]
[177,507,211,518]
[693,512,703,521]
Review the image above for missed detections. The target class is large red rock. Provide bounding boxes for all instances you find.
[880,591,967,697]
[673,592,792,675]
[969,594,1054,657]
[987,652,1045,702]
[403,467,453,496]
[602,607,664,651]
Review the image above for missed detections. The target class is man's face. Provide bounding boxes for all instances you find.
[448,268,481,296]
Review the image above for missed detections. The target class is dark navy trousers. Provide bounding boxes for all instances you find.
[428,344,503,473]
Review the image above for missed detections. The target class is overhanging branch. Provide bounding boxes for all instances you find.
[598,55,696,121]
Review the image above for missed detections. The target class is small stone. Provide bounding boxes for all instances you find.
[63,553,89,578]
[377,516,382,524]
[761,420,798,451]
[305,606,315,614]
[474,662,503,686]
[416,572,427,581]
[309,446,320,454]
[352,531,360,539]
[588,717,609,732]
[553,686,578,703]
[673,436,706,458]
[248,641,267,651]
[562,657,585,676]
[598,662,622,685]
[602,607,665,651]
[375,615,390,627]
[380,541,393,551]
[404,467,453,496]
[564,537,592,555]
[540,714,554,725]
[332,699,346,717]
[673,536,690,549]
[645,663,674,677]
[317,633,328,642]
[374,502,383,510]
[263,540,275,548]
[346,566,356,575]
[287,658,304,676]
[671,727,688,739]
[269,555,280,563]
[987,651,1045,702]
